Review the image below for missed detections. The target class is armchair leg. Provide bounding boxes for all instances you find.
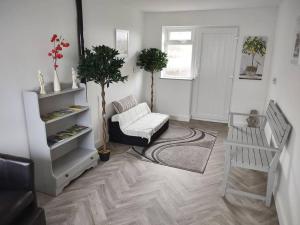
[266,171,275,207]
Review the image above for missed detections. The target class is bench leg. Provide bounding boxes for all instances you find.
[266,170,275,207]
[222,146,231,196]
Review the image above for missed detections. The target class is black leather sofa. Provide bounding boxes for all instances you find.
[0,153,46,225]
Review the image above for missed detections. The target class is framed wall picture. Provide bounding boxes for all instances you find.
[239,36,268,80]
[116,29,129,58]
[291,16,300,65]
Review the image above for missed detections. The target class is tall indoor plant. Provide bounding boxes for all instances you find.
[242,36,266,76]
[77,45,127,161]
[137,48,168,111]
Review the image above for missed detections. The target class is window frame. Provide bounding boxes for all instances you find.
[161,26,197,80]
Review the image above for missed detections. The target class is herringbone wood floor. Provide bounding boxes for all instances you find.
[38,120,279,225]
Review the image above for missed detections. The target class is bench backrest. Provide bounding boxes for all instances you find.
[266,100,291,150]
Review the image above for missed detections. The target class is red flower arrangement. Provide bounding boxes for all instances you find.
[48,34,70,70]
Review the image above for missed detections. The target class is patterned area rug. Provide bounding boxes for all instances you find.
[127,125,217,173]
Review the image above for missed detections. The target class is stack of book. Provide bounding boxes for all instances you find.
[42,105,86,122]
[47,124,88,146]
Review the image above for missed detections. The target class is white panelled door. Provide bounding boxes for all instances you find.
[191,27,238,122]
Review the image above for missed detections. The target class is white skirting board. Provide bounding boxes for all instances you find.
[191,115,228,123]
[169,115,191,122]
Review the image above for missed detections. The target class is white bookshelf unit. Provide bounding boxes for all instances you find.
[23,83,98,196]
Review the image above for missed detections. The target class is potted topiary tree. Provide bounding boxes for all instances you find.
[77,45,127,161]
[242,36,267,76]
[137,48,168,111]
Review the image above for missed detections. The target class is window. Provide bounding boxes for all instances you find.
[169,31,192,41]
[162,27,196,80]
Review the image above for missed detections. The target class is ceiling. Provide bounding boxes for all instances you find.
[112,0,281,12]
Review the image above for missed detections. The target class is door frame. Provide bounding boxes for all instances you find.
[189,26,239,123]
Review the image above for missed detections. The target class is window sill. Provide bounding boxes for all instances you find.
[160,76,194,81]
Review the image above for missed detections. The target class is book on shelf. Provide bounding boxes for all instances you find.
[47,125,89,146]
[41,105,86,122]
[68,105,86,111]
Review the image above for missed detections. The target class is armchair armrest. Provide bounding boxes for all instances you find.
[224,140,280,153]
[229,112,266,127]
[0,153,34,191]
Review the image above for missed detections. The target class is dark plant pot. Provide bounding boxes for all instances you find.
[245,66,257,76]
[99,152,110,161]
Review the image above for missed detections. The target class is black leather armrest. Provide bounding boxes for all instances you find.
[0,153,34,191]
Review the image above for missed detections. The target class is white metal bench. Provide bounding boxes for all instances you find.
[222,100,291,207]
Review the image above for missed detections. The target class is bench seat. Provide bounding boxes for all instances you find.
[222,100,291,207]
[227,126,274,172]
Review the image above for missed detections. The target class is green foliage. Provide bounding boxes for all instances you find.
[77,45,127,87]
[242,36,266,57]
[242,36,266,67]
[136,48,168,73]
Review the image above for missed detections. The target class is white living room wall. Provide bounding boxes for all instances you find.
[0,0,79,157]
[143,7,278,120]
[0,0,144,157]
[267,0,300,224]
[82,0,144,147]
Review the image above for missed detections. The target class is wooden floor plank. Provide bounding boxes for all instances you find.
[38,120,279,225]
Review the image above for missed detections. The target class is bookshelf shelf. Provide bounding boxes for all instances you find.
[39,87,84,99]
[49,127,92,150]
[43,106,89,124]
[23,83,98,196]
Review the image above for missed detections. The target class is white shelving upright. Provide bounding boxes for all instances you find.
[23,83,98,196]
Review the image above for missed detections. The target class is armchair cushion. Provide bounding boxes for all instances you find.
[15,207,46,225]
[0,154,46,225]
[0,154,34,190]
[112,95,138,113]
[0,190,34,225]
[118,103,151,128]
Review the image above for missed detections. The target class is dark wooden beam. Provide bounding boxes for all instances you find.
[75,0,86,84]
[76,0,85,57]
